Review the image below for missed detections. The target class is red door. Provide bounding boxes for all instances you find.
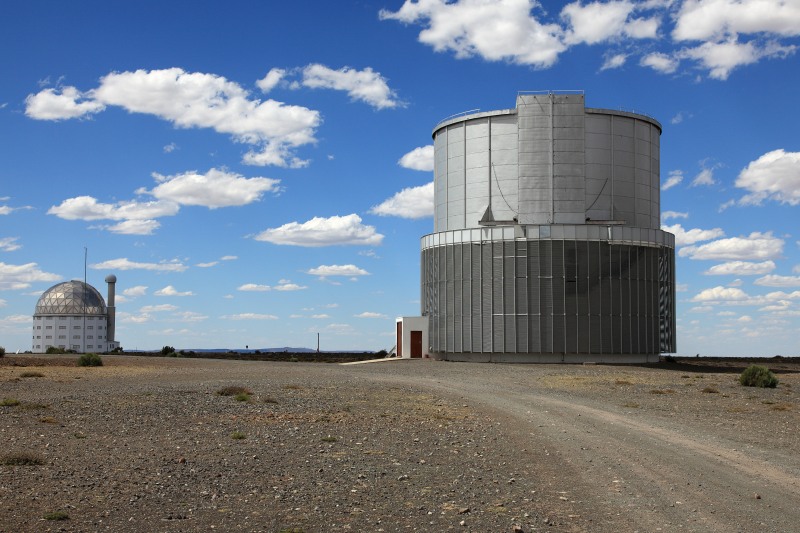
[410,331,422,358]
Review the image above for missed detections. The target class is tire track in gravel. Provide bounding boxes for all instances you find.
[358,366,800,532]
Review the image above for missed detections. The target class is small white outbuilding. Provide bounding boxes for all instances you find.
[395,316,429,359]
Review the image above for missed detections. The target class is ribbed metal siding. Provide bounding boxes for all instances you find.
[422,239,675,356]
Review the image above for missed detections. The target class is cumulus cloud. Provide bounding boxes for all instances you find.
[562,1,659,45]
[140,304,179,313]
[355,311,388,319]
[274,281,307,291]
[24,86,105,120]
[661,170,684,190]
[256,68,286,93]
[600,53,628,70]
[661,210,688,221]
[155,285,193,296]
[704,260,776,276]
[48,196,179,221]
[380,0,566,68]
[0,237,21,252]
[0,262,61,290]
[196,261,218,268]
[89,258,188,272]
[661,223,724,246]
[398,145,434,171]
[679,231,784,260]
[223,313,279,320]
[143,168,281,208]
[306,264,370,278]
[104,219,162,235]
[640,52,680,73]
[754,274,800,287]
[380,0,799,77]
[254,214,383,247]
[673,0,800,41]
[691,285,750,302]
[238,283,271,292]
[25,68,320,168]
[735,149,800,206]
[370,182,434,219]
[123,285,148,297]
[300,64,402,109]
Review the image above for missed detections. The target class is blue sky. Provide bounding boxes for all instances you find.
[1,0,799,355]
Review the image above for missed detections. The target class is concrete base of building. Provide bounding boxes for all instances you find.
[433,352,662,364]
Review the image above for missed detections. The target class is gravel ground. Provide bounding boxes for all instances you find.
[1,355,799,532]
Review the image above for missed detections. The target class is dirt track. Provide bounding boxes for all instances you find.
[1,356,798,532]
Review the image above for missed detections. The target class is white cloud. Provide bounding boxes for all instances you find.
[690,167,716,186]
[704,260,776,276]
[671,111,692,124]
[0,262,61,290]
[370,182,434,219]
[25,68,320,168]
[172,311,208,323]
[301,64,402,109]
[24,86,105,120]
[221,255,238,261]
[163,142,178,153]
[600,53,628,70]
[256,68,286,93]
[379,0,566,68]
[123,285,148,297]
[306,264,370,277]
[196,261,218,268]
[735,149,800,206]
[754,274,800,287]
[105,219,162,235]
[237,283,271,292]
[0,237,21,252]
[661,210,688,221]
[355,311,388,319]
[691,286,749,302]
[679,231,784,260]
[562,1,659,45]
[398,145,434,171]
[640,52,679,73]
[144,168,281,208]
[311,314,330,319]
[254,214,383,247]
[48,196,179,221]
[661,223,725,246]
[223,313,279,320]
[679,38,794,80]
[140,304,178,313]
[274,281,307,291]
[89,258,188,272]
[155,285,193,296]
[661,170,684,190]
[673,0,800,41]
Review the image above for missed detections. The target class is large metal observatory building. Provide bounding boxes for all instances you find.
[420,92,675,363]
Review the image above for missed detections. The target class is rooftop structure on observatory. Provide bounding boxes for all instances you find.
[418,91,676,363]
[32,275,120,353]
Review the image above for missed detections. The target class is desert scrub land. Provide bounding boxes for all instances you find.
[1,355,799,532]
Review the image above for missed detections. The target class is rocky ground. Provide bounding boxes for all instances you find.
[1,355,798,532]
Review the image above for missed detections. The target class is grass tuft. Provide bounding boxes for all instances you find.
[20,371,45,378]
[0,398,20,407]
[1,452,44,466]
[43,511,69,521]
[702,386,719,394]
[216,385,252,397]
[231,431,246,440]
[321,436,338,442]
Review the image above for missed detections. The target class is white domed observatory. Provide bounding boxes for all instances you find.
[32,275,120,353]
[418,91,676,363]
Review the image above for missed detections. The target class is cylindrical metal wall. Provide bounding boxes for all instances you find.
[423,92,676,363]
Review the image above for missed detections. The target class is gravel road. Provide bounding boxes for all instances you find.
[1,355,798,532]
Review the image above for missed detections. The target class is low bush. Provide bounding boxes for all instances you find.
[739,365,778,388]
[161,345,176,356]
[43,511,69,521]
[1,398,21,407]
[46,346,66,354]
[20,371,44,378]
[231,431,246,440]
[77,353,103,367]
[216,385,252,397]
[0,346,5,357]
